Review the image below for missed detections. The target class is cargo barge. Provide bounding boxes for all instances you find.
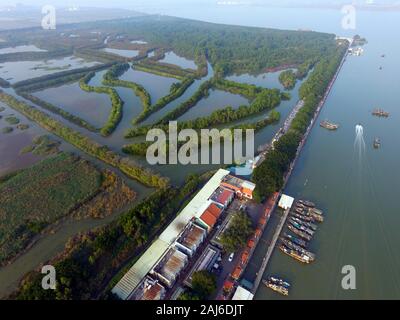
[320,120,339,130]
[372,109,389,117]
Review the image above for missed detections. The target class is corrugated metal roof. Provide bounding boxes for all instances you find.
[111,239,169,300]
[159,169,230,244]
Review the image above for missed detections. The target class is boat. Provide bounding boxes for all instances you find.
[268,276,291,288]
[291,212,315,223]
[298,200,315,208]
[280,239,316,259]
[284,233,308,248]
[310,212,324,223]
[279,244,314,264]
[289,217,317,231]
[372,109,389,117]
[288,225,312,241]
[373,137,381,149]
[263,279,289,296]
[320,120,339,130]
[289,221,314,236]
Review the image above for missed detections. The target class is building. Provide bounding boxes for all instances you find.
[159,169,230,244]
[278,194,294,210]
[184,244,220,287]
[232,286,254,300]
[220,175,256,199]
[111,238,170,300]
[152,247,189,288]
[198,202,223,230]
[211,187,235,208]
[175,222,207,257]
[112,169,230,300]
[130,276,166,300]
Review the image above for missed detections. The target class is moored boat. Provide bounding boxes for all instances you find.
[263,279,289,296]
[298,200,315,208]
[284,233,308,248]
[288,225,312,241]
[279,244,314,264]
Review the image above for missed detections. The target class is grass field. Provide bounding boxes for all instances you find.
[0,153,103,264]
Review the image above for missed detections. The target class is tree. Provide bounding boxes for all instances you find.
[220,211,253,253]
[191,270,217,299]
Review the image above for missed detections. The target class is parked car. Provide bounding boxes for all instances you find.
[228,252,235,262]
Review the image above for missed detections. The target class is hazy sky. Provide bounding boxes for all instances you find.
[4,1,399,11]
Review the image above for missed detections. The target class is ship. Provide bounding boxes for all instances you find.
[291,212,315,223]
[288,225,312,241]
[297,200,315,208]
[289,221,315,236]
[280,239,316,259]
[308,208,324,222]
[289,217,318,231]
[279,244,314,264]
[320,120,339,130]
[263,279,289,296]
[284,233,308,248]
[373,137,381,149]
[268,276,291,288]
[372,109,389,117]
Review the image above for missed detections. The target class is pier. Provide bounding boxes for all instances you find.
[247,39,351,296]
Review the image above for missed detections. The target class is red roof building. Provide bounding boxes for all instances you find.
[199,203,223,230]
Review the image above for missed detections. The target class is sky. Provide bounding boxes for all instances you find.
[3,0,399,11]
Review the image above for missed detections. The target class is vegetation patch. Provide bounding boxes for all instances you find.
[220,211,253,253]
[4,116,20,125]
[0,152,136,266]
[1,126,13,134]
[20,135,61,156]
[11,173,205,299]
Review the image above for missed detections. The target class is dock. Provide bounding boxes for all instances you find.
[252,207,290,293]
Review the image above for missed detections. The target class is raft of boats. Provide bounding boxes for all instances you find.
[280,199,325,264]
[263,276,291,296]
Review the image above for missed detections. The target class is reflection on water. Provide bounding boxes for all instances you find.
[159,51,197,70]
[0,45,47,55]
[102,47,139,58]
[0,56,100,84]
[34,82,111,128]
[227,70,288,91]
[121,66,177,102]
